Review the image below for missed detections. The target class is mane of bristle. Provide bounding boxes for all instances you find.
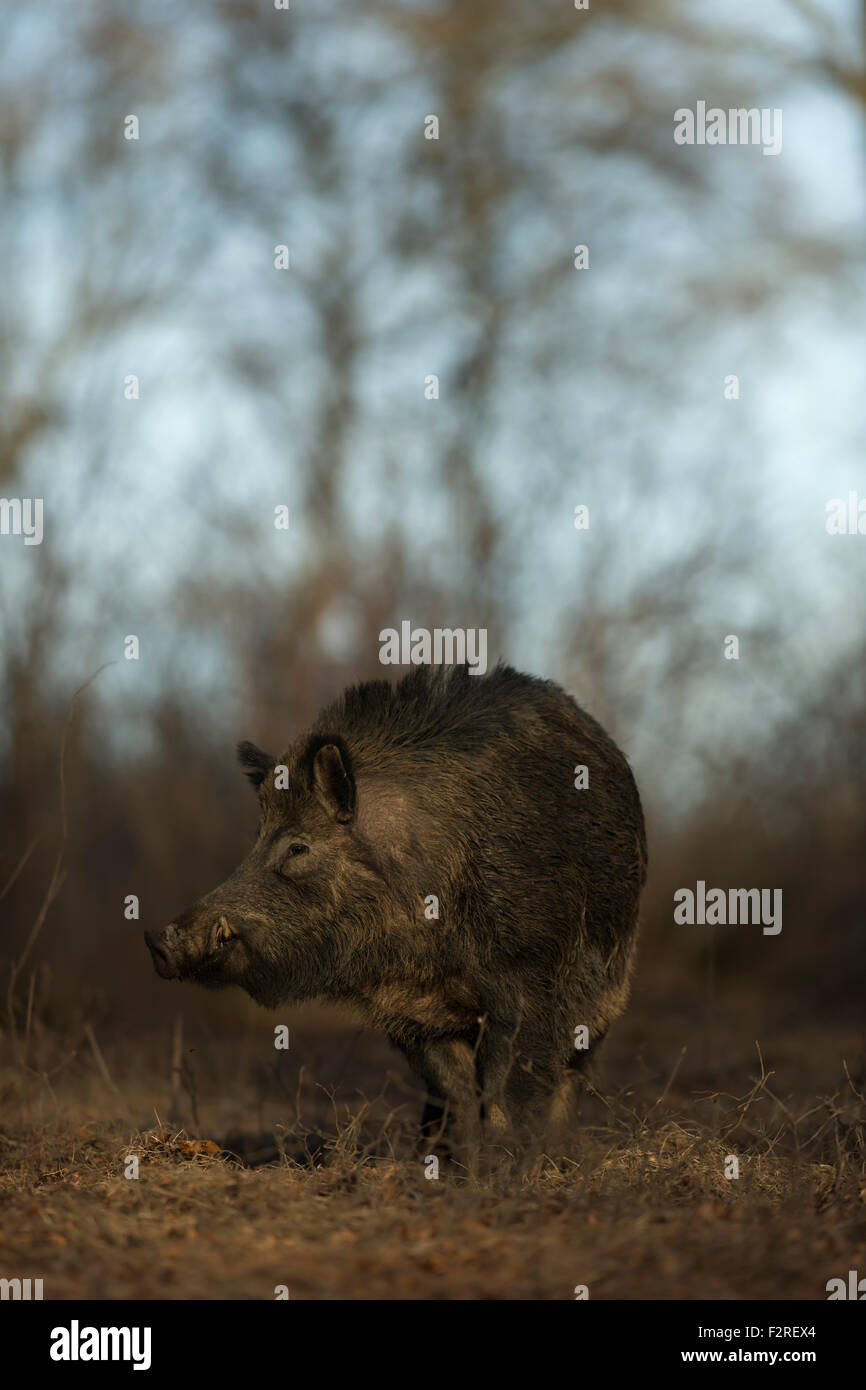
[310,662,530,756]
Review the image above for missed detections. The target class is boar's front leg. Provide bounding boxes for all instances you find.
[403,1036,481,1151]
[475,1023,518,1136]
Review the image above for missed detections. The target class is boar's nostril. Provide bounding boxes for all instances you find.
[145,928,178,979]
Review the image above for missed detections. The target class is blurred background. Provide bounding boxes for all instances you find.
[1,0,864,1127]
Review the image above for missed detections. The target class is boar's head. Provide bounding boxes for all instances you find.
[144,734,392,1008]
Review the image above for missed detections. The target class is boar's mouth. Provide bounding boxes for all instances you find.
[182,951,233,987]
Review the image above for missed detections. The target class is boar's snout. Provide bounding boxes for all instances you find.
[145,908,240,982]
[144,926,181,979]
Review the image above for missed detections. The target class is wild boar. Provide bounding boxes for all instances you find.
[145,663,647,1141]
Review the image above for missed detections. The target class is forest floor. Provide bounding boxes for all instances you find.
[1,1004,864,1300]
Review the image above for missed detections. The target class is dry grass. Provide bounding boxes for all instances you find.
[1,1018,864,1300]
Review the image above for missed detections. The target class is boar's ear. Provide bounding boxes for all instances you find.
[308,737,355,823]
[237,740,275,790]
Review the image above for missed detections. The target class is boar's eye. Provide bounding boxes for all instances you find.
[277,843,309,876]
